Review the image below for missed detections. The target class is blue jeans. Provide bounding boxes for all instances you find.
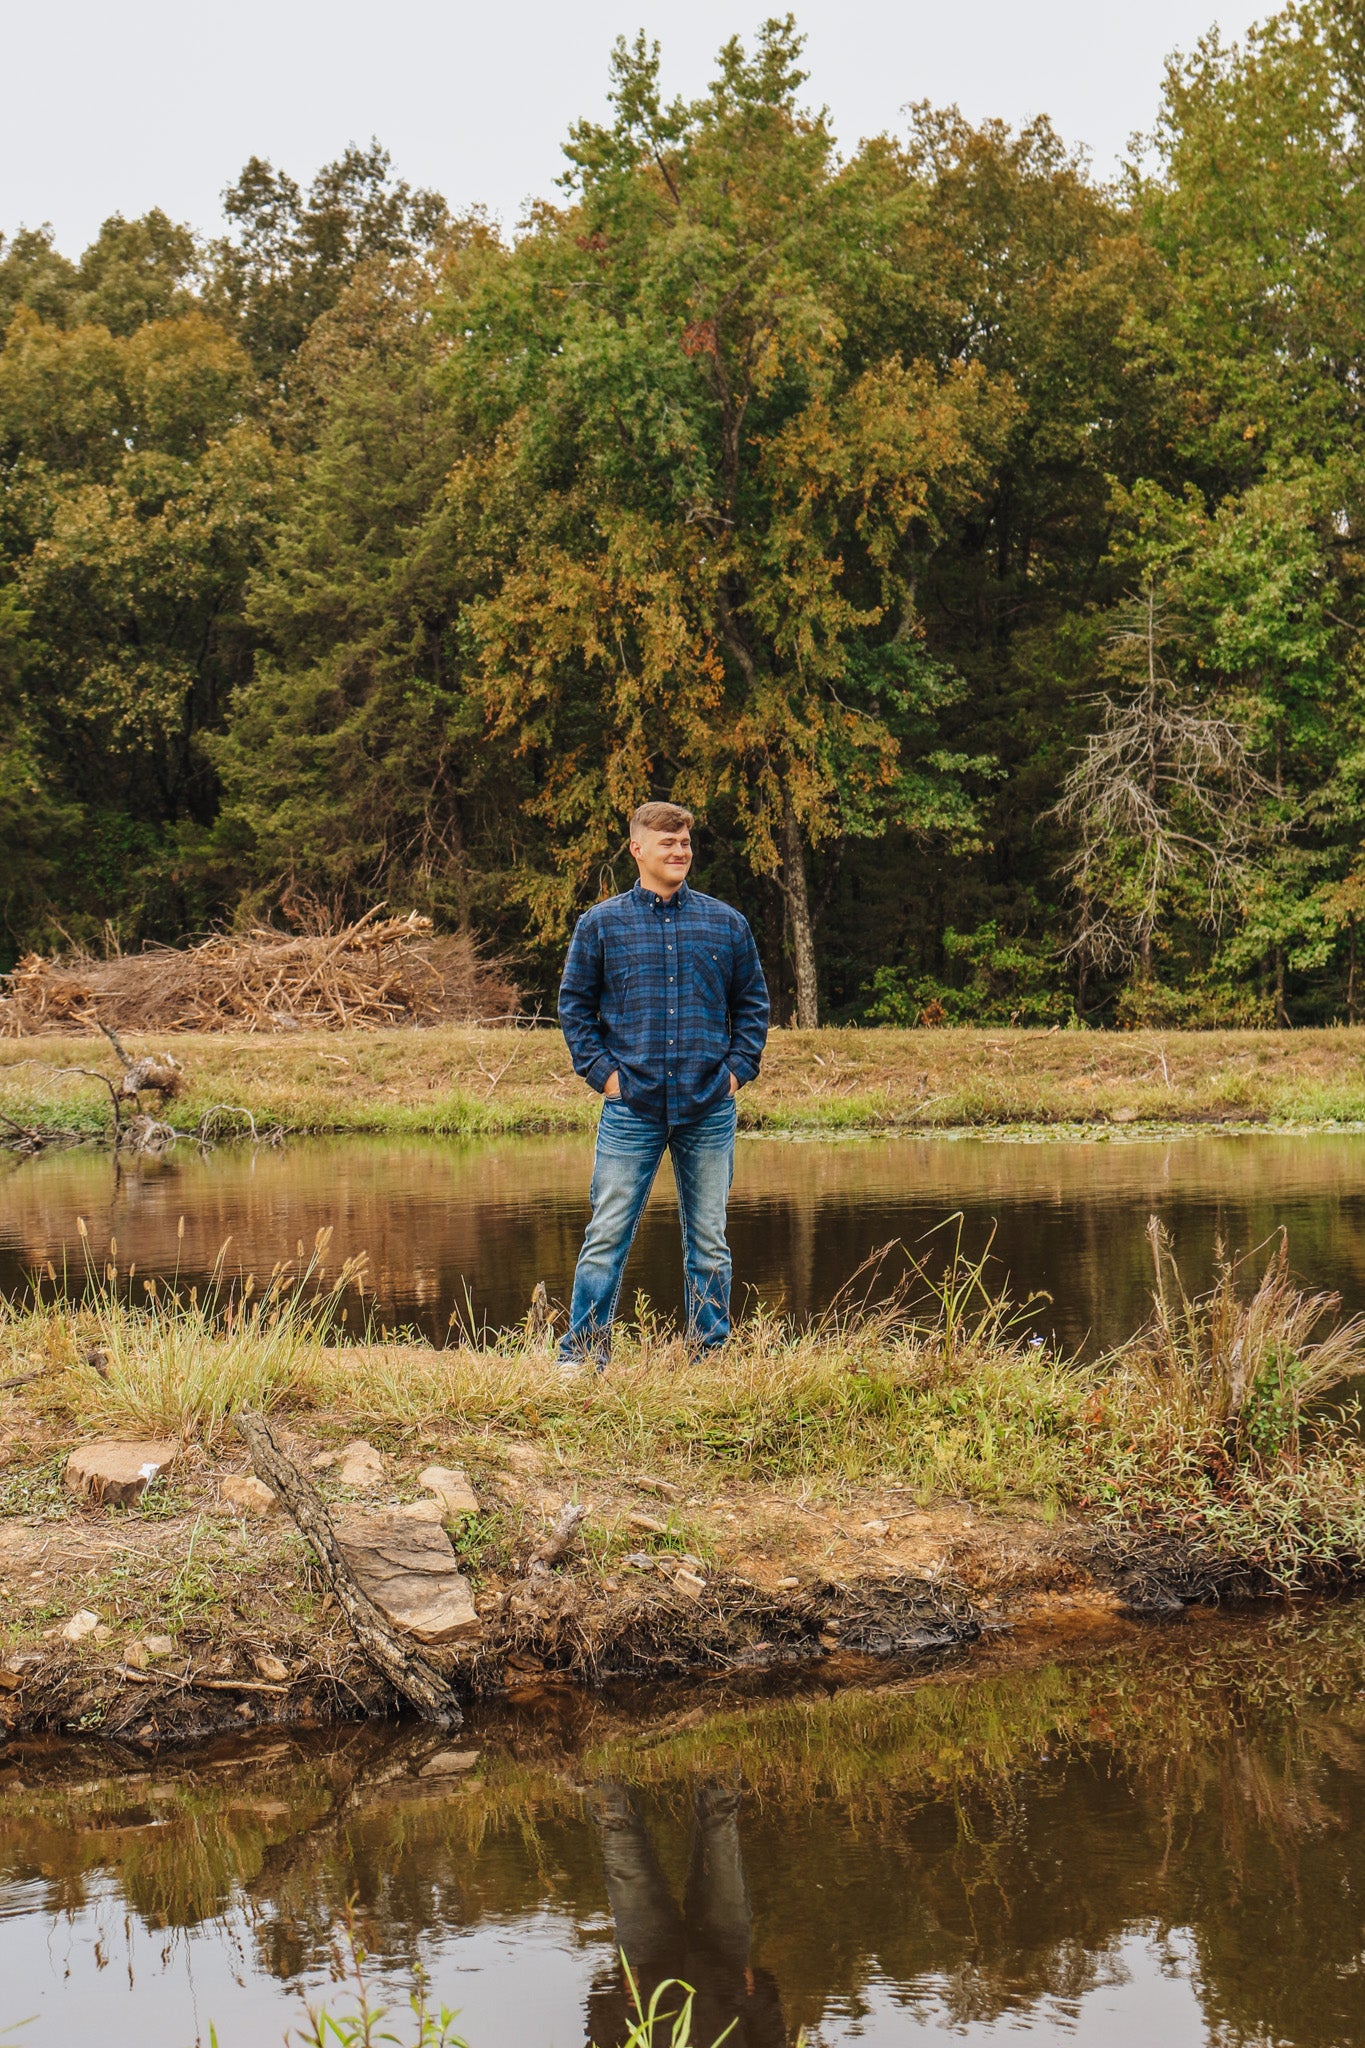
[560,1098,738,1361]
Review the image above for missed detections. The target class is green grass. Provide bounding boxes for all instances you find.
[7,1023,1365,1141]
[11,1225,370,1447]
[8,1224,1365,1591]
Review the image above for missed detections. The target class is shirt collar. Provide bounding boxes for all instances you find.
[632,879,691,914]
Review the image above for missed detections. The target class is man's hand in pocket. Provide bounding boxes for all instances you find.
[603,1072,622,1100]
[729,1071,739,1096]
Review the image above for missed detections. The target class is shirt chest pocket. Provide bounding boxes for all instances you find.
[693,939,731,1006]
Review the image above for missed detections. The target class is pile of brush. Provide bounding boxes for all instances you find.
[0,909,519,1035]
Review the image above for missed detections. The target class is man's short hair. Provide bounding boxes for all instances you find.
[630,801,694,837]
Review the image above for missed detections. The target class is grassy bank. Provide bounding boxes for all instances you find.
[4,1024,1365,1141]
[2,1229,1365,1743]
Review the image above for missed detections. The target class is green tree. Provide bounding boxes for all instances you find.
[0,304,280,944]
[445,21,1017,1021]
[208,142,450,385]
[211,250,508,924]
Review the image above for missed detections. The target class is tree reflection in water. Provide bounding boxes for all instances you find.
[4,1606,1365,2044]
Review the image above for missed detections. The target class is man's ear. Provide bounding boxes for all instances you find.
[628,839,642,861]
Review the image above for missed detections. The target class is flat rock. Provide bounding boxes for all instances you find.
[397,1499,447,1523]
[418,1464,480,1517]
[65,1440,177,1507]
[419,1747,481,1777]
[626,1509,667,1535]
[334,1510,481,1644]
[62,1609,101,1643]
[335,1439,386,1489]
[221,1474,278,1516]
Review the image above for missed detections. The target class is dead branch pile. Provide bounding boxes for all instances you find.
[0,911,519,1036]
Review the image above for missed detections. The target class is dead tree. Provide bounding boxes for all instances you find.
[1050,585,1277,988]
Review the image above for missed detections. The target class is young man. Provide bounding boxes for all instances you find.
[557,801,770,1364]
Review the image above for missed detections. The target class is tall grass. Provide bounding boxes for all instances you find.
[1121,1218,1365,1457]
[38,1223,369,1446]
[8,1218,1365,1582]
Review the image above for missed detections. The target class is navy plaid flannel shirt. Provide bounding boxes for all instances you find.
[559,881,770,1124]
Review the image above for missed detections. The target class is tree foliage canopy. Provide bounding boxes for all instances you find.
[4,3,1365,1026]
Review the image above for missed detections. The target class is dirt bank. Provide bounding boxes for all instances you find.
[0,1396,1291,1748]
[6,1207,1363,1748]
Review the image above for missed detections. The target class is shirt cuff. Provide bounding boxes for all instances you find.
[584,1054,615,1093]
[727,1056,759,1087]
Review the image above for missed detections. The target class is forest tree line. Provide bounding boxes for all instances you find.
[2,1,1363,1026]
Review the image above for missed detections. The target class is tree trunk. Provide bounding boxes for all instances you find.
[782,799,819,1029]
[1349,923,1357,1026]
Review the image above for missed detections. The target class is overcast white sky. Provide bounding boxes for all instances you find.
[5,0,1270,255]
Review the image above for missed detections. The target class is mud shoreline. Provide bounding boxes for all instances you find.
[0,1468,1325,1748]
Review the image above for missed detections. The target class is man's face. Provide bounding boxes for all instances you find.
[631,824,693,895]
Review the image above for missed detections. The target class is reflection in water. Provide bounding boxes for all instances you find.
[4,1604,1365,2044]
[589,1780,784,2047]
[8,1129,1365,1349]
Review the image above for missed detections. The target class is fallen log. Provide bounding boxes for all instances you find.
[236,1410,461,1728]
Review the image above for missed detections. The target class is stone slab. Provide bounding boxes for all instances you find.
[65,1439,178,1507]
[221,1474,278,1516]
[335,1440,386,1489]
[418,1465,480,1517]
[335,1510,481,1644]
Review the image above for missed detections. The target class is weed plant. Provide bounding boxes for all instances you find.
[273,1922,751,2048]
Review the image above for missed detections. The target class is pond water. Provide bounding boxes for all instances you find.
[5,1130,1365,1351]
[2,1601,1364,2046]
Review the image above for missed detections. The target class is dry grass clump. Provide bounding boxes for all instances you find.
[1071,1221,1365,1588]
[1117,1219,1365,1453]
[13,1226,369,1446]
[0,909,518,1036]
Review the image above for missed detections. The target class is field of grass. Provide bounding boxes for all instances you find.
[5,1225,1365,1602]
[4,1023,1365,1141]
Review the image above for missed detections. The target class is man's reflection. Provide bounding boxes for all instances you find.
[585,1779,787,2047]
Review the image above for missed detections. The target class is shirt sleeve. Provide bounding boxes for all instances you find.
[558,913,615,1092]
[725,914,770,1084]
